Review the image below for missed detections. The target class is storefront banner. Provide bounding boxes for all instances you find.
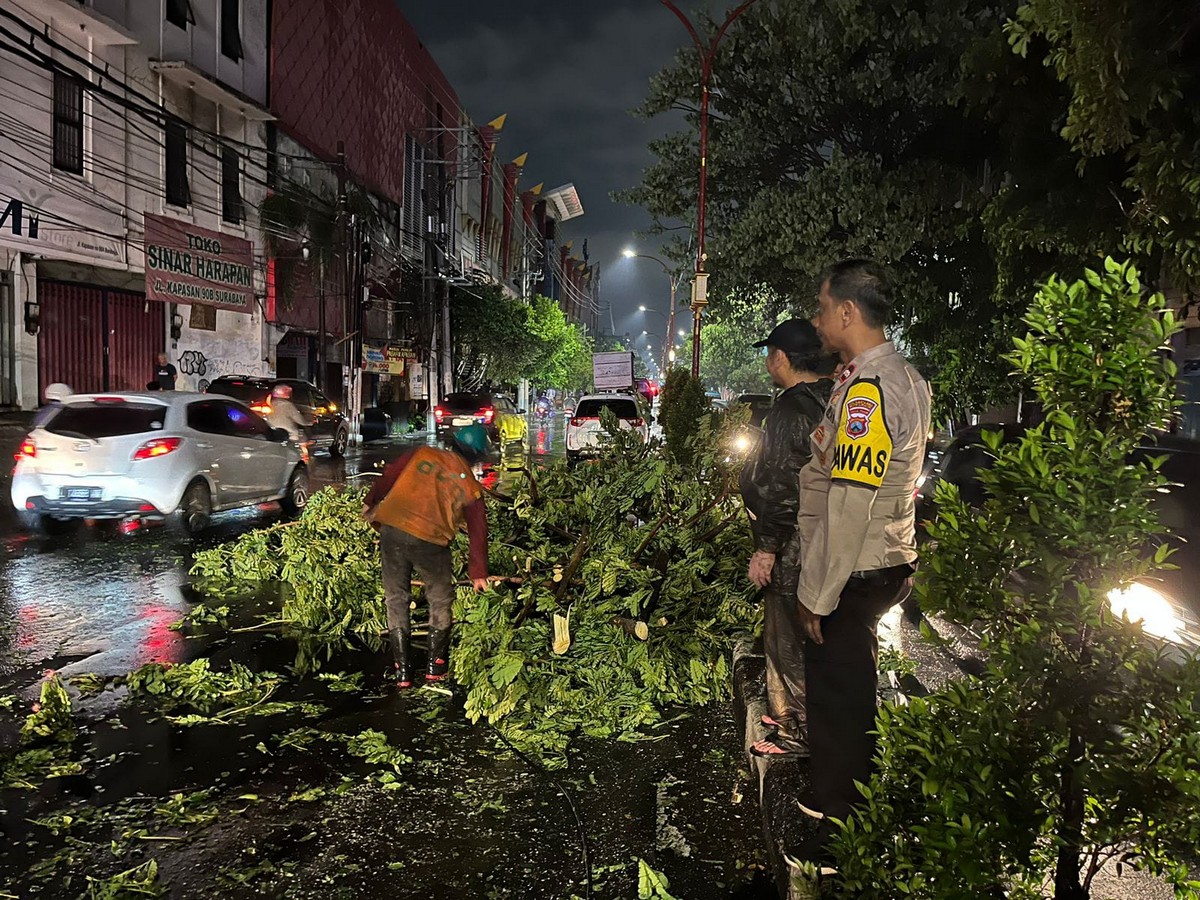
[0,173,127,268]
[144,213,253,312]
[364,344,411,375]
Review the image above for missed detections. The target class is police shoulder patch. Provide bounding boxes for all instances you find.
[831,378,892,489]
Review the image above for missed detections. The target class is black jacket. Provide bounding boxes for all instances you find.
[739,380,832,554]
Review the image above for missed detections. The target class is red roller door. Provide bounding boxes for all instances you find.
[107,289,163,391]
[38,281,164,394]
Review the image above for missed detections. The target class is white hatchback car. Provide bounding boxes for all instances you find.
[12,392,308,535]
[565,393,652,460]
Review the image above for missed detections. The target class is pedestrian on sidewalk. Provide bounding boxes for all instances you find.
[795,260,931,844]
[362,424,491,688]
[154,353,177,391]
[738,319,833,759]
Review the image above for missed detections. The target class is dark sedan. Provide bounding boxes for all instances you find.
[916,424,1200,650]
[205,376,349,458]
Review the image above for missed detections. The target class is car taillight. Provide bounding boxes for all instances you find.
[631,418,645,428]
[16,438,35,460]
[481,407,495,423]
[570,417,583,427]
[250,403,272,415]
[434,407,445,423]
[132,438,182,460]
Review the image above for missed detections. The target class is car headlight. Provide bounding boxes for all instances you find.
[1108,583,1186,644]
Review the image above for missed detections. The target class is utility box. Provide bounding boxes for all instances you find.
[592,351,634,392]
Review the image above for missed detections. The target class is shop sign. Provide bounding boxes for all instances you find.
[144,214,253,312]
[364,344,410,375]
[0,178,127,268]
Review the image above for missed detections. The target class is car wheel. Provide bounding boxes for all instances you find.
[330,428,348,458]
[280,467,309,518]
[19,511,78,536]
[171,481,212,537]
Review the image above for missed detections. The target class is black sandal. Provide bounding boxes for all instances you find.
[750,732,809,759]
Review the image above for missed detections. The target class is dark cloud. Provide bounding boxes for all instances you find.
[398,1,688,334]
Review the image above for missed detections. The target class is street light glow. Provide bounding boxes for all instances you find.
[638,305,647,312]
[622,248,636,258]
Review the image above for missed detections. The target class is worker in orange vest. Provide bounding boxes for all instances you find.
[363,424,491,687]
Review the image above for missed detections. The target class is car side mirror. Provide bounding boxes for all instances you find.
[269,427,290,442]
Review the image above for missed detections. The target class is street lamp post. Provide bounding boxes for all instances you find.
[660,0,760,378]
[624,248,682,372]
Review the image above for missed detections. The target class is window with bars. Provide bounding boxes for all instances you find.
[52,72,83,175]
[221,145,242,224]
[221,0,243,61]
[166,0,195,29]
[165,121,190,207]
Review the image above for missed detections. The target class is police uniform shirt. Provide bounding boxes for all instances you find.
[795,341,932,617]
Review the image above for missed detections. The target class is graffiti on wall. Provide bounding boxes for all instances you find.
[173,348,264,392]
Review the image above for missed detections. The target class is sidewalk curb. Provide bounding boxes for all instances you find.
[731,639,819,900]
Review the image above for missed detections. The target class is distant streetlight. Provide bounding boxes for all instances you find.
[661,0,762,377]
[624,248,684,371]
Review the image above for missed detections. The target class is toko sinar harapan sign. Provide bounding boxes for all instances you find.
[144,213,254,312]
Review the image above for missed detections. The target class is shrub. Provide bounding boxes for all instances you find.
[831,259,1200,898]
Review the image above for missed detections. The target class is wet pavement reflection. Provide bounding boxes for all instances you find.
[0,416,776,898]
[0,417,569,694]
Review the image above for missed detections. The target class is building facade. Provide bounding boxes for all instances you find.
[0,0,274,408]
[0,0,602,412]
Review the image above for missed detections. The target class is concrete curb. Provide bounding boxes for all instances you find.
[731,638,819,900]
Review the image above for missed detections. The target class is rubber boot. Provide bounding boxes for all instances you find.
[426,627,452,681]
[388,627,412,688]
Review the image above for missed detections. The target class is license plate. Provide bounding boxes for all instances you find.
[61,487,100,502]
[452,416,474,426]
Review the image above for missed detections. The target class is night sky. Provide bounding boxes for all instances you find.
[399,1,688,367]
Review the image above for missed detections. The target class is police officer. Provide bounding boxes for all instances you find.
[794,260,931,836]
[739,319,833,758]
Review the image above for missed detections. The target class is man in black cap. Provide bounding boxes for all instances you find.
[739,318,834,757]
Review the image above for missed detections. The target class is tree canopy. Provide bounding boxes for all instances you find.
[626,0,1200,416]
[451,287,594,392]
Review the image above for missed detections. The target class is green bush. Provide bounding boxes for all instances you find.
[659,366,711,466]
[831,259,1200,898]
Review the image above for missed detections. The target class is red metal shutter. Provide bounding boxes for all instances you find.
[37,281,105,395]
[107,289,164,392]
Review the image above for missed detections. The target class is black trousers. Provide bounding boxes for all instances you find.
[379,525,455,634]
[805,565,913,828]
[764,532,806,737]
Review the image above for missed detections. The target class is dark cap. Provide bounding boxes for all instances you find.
[753,318,822,354]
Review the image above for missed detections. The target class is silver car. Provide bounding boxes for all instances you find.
[11,392,308,536]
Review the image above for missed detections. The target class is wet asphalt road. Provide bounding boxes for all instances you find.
[0,414,779,899]
[0,415,569,689]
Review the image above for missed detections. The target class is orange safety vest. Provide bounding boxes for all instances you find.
[370,447,482,547]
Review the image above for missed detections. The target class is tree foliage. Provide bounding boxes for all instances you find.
[451,289,594,391]
[698,286,779,398]
[659,367,711,467]
[830,260,1200,898]
[192,422,759,765]
[1005,0,1200,281]
[628,0,1200,416]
